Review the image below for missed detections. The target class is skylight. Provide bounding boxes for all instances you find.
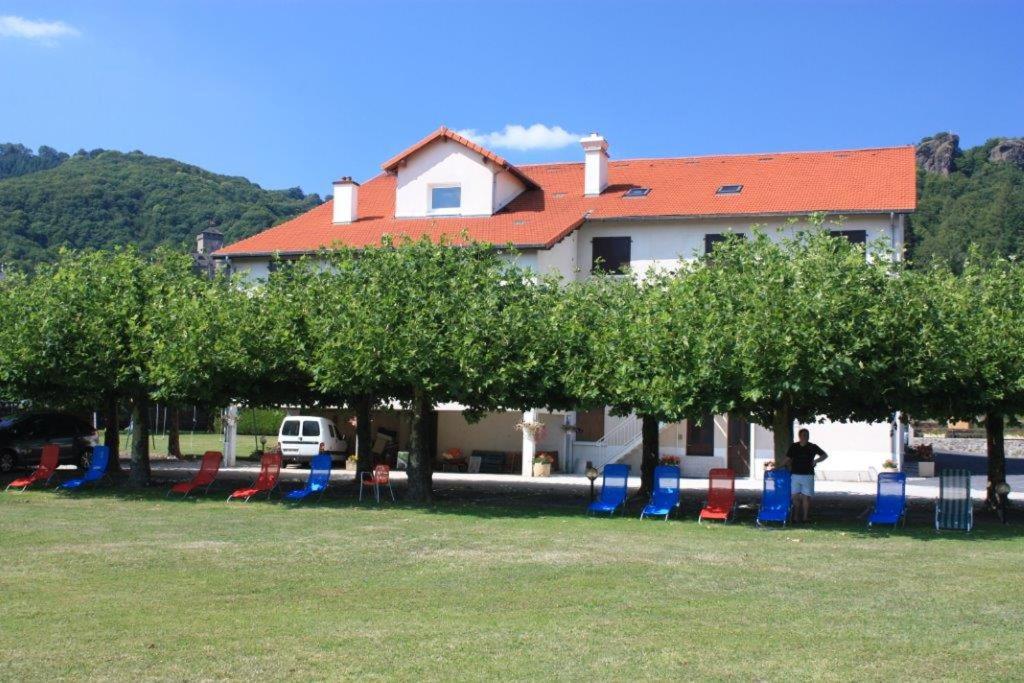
[623,187,651,198]
[716,184,743,195]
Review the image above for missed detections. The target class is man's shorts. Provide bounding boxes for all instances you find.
[791,474,815,496]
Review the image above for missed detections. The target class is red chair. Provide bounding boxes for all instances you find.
[698,468,737,523]
[227,452,282,502]
[5,444,59,492]
[359,464,395,503]
[168,451,222,497]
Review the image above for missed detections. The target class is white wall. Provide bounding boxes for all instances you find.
[536,232,578,276]
[575,214,901,281]
[494,167,527,213]
[395,139,523,218]
[750,418,897,480]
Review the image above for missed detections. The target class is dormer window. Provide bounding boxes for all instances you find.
[430,185,462,214]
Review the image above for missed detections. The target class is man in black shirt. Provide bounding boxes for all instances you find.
[781,428,828,522]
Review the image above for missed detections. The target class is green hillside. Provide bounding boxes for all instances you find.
[912,134,1024,268]
[0,146,321,266]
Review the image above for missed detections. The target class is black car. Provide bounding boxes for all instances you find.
[0,412,99,473]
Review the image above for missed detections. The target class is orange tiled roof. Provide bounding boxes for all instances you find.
[216,145,916,257]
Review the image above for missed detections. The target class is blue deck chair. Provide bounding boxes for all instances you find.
[935,469,973,532]
[868,472,906,527]
[756,469,791,527]
[640,465,681,520]
[58,445,110,491]
[587,464,630,515]
[284,454,332,502]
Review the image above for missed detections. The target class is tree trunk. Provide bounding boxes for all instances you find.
[772,404,793,465]
[637,414,660,496]
[985,411,1006,508]
[103,393,121,472]
[167,406,181,458]
[406,388,434,503]
[355,395,373,476]
[130,395,151,487]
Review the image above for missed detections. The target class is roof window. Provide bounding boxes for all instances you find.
[716,184,743,195]
[623,187,651,198]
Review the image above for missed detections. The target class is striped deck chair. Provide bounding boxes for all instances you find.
[935,469,973,532]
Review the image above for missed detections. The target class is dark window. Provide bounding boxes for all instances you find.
[686,415,715,456]
[281,419,300,437]
[302,420,321,437]
[716,184,743,195]
[830,230,867,245]
[704,232,745,255]
[591,237,631,273]
[623,187,650,198]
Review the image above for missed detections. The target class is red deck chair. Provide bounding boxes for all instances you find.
[227,452,282,502]
[168,451,222,497]
[359,464,395,503]
[5,444,59,492]
[698,468,737,523]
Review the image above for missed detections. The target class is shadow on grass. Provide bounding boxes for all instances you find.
[3,468,1022,539]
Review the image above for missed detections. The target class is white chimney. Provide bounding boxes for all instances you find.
[581,133,609,196]
[332,177,359,224]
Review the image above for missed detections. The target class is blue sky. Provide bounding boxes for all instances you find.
[2,0,1022,197]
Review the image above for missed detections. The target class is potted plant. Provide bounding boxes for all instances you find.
[659,455,681,467]
[907,443,935,477]
[532,452,554,477]
[881,459,898,472]
[345,455,358,472]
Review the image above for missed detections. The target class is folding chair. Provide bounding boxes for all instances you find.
[6,444,59,491]
[868,472,906,527]
[640,465,681,520]
[935,469,973,532]
[58,446,110,491]
[756,469,791,527]
[587,464,630,515]
[284,454,332,502]
[699,468,737,523]
[227,452,282,502]
[168,451,222,497]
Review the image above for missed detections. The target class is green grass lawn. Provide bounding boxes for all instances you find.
[119,432,277,459]
[1,490,1022,681]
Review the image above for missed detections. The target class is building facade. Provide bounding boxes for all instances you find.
[215,126,917,480]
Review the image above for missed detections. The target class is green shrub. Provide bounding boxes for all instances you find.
[213,407,285,436]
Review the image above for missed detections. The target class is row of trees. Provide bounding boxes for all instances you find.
[1,228,1021,504]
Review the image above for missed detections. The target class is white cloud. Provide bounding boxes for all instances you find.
[0,15,79,43]
[457,124,582,151]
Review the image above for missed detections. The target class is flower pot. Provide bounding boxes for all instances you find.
[533,463,551,477]
[345,460,358,472]
[918,461,935,477]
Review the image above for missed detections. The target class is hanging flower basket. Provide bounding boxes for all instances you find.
[515,420,547,441]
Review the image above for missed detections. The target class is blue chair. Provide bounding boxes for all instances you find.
[868,472,906,527]
[283,454,332,502]
[58,445,110,491]
[640,465,681,520]
[756,469,791,526]
[587,464,630,515]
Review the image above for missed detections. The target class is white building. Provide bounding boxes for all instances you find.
[215,126,917,481]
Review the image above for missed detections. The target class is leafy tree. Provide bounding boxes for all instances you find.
[885,255,1024,505]
[705,227,898,462]
[308,239,563,502]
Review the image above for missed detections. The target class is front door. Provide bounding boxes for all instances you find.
[727,414,751,477]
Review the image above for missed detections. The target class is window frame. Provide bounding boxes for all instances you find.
[829,229,867,246]
[591,236,632,274]
[428,184,462,215]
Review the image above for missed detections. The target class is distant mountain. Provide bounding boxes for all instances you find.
[0,145,321,266]
[913,134,1024,267]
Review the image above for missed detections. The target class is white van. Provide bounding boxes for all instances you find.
[277,416,347,465]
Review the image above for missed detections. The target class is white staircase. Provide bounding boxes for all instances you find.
[573,414,668,472]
